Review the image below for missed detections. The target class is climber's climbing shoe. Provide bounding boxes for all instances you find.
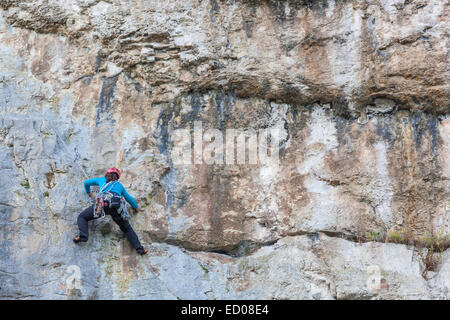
[136,247,148,255]
[73,236,87,244]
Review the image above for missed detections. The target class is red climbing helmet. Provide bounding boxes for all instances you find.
[105,167,121,179]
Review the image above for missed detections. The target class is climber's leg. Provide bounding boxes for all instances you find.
[107,208,146,253]
[75,205,95,242]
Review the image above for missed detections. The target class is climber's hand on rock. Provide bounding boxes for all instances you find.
[133,207,140,214]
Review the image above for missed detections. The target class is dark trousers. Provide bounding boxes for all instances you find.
[77,205,143,250]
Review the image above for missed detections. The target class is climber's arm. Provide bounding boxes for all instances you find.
[84,177,103,194]
[122,188,139,210]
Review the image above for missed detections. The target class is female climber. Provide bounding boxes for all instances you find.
[73,167,148,255]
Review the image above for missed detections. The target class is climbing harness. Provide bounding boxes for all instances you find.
[93,181,131,220]
[118,197,131,220]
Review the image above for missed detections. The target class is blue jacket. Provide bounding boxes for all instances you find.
[84,177,139,209]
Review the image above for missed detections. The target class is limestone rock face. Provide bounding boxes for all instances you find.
[0,0,448,299]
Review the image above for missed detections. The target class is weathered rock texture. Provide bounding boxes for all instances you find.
[0,0,448,299]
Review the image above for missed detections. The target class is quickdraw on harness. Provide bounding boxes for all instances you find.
[93,181,130,220]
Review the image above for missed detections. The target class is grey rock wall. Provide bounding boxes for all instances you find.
[0,0,448,299]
